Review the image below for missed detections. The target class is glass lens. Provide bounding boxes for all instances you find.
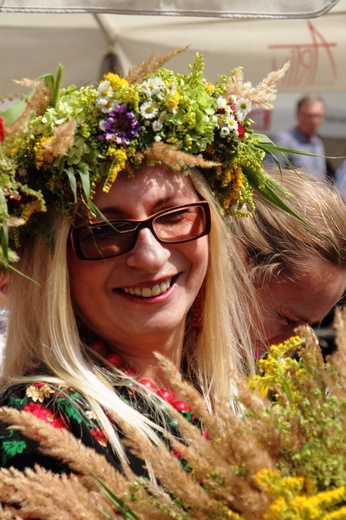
[153,205,207,242]
[77,222,138,259]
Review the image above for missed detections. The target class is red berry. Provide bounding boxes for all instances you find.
[93,340,109,357]
[105,353,123,369]
[173,400,192,412]
[139,379,157,391]
[123,367,137,377]
[156,388,174,404]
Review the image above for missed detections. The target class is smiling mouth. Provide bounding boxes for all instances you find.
[123,278,172,298]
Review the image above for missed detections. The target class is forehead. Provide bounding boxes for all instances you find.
[299,99,324,113]
[92,165,199,214]
[272,262,346,321]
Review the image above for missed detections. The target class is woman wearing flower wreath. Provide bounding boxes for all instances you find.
[0,49,287,480]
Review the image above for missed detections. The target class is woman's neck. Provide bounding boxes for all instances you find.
[87,324,185,388]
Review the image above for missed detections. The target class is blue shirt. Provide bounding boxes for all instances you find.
[266,127,327,181]
[335,159,346,200]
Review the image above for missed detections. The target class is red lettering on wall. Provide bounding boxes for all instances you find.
[269,22,337,86]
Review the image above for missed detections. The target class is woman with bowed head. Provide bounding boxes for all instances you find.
[0,49,287,478]
[232,168,346,351]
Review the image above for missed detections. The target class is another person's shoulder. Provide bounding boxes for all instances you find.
[335,159,346,181]
[335,160,346,199]
[272,128,295,144]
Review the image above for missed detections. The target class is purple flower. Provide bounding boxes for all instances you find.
[99,103,141,145]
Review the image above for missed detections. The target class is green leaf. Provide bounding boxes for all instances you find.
[78,166,91,200]
[41,64,63,108]
[1,98,28,127]
[65,167,78,204]
[90,471,141,520]
[87,198,109,222]
[55,397,84,423]
[0,221,8,271]
[257,134,346,162]
[1,65,63,126]
[2,439,27,458]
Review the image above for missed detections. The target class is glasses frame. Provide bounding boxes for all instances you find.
[69,201,211,261]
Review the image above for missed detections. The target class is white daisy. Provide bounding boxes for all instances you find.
[140,102,159,119]
[236,98,252,122]
[152,120,163,132]
[96,80,114,112]
[226,115,239,131]
[141,77,166,96]
[216,96,227,110]
[220,126,230,137]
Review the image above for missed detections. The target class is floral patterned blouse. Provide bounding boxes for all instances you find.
[0,366,198,476]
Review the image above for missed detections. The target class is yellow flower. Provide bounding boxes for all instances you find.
[103,148,128,192]
[34,137,51,167]
[166,91,181,110]
[264,496,287,520]
[20,200,44,223]
[103,72,129,90]
[324,506,346,519]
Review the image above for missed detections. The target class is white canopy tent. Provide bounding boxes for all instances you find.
[0,0,340,18]
[0,0,345,159]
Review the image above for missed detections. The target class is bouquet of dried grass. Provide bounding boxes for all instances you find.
[0,308,345,520]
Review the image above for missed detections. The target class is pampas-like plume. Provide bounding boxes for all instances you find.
[41,120,76,163]
[0,407,132,494]
[143,142,219,172]
[152,354,275,518]
[0,317,345,519]
[0,465,110,520]
[226,62,290,110]
[126,46,190,85]
[6,80,51,136]
[0,408,184,519]
[122,422,217,516]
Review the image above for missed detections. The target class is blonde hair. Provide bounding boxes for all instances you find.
[1,168,257,469]
[233,168,346,286]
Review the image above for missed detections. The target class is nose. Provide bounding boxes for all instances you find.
[269,322,306,345]
[125,227,170,272]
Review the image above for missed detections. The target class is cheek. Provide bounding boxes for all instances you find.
[190,237,209,282]
[68,255,105,311]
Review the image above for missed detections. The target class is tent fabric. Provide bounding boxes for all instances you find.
[0,3,345,95]
[0,0,340,19]
[0,0,345,142]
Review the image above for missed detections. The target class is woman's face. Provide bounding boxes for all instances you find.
[68,164,209,352]
[256,257,346,345]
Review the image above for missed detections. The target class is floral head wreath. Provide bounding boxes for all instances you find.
[0,47,289,270]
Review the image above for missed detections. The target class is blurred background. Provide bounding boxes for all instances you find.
[0,0,345,168]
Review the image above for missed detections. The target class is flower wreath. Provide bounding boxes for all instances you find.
[0,47,289,270]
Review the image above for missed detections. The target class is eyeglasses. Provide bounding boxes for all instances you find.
[300,112,324,120]
[69,201,211,260]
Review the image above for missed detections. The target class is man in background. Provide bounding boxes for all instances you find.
[267,95,333,182]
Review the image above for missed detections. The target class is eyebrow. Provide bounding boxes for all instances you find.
[285,310,311,324]
[95,197,190,219]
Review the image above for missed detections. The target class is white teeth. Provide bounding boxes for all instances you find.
[123,278,172,298]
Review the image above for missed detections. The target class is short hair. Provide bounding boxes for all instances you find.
[296,95,325,113]
[233,168,346,286]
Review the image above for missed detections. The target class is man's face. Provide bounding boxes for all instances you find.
[297,99,325,140]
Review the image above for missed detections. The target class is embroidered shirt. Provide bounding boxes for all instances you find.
[0,370,198,476]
